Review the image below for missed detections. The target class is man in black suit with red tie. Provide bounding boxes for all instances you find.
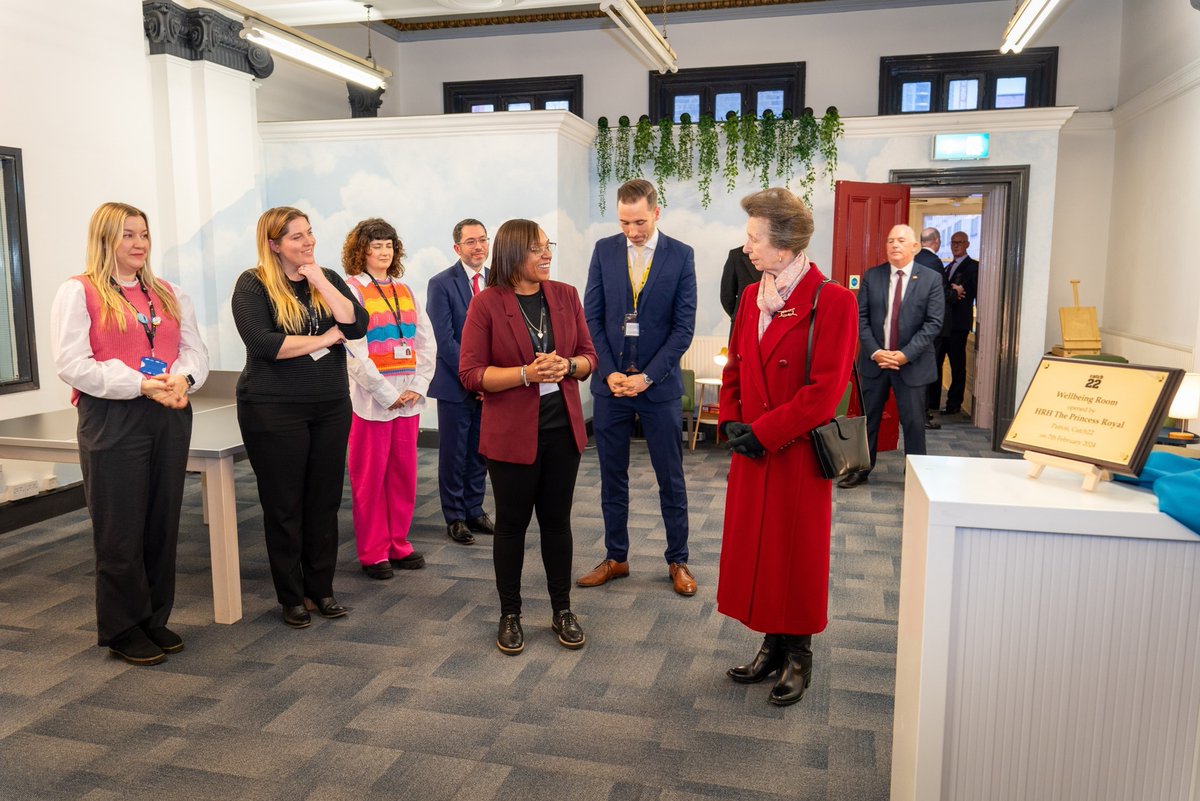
[838,225,945,489]
[938,232,979,415]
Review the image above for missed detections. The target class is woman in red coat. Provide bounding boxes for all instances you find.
[459,219,597,656]
[718,188,858,706]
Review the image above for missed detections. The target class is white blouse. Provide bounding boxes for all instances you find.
[50,278,210,400]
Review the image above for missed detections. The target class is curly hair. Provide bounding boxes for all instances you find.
[342,218,405,279]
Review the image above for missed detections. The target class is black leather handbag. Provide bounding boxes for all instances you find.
[806,280,871,480]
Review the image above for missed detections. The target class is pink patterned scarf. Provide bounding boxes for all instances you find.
[757,252,809,340]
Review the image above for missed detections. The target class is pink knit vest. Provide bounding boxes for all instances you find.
[71,276,182,404]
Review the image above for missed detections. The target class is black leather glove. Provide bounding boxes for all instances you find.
[722,421,752,440]
[727,426,766,458]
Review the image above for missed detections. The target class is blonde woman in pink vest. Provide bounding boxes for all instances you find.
[341,218,436,580]
[50,202,209,666]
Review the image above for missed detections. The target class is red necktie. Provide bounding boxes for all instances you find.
[888,271,904,350]
[472,273,480,296]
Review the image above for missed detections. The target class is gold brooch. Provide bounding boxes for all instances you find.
[777,308,797,318]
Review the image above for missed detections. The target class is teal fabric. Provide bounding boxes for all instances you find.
[1115,452,1200,535]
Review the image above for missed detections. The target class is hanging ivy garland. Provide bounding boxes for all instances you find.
[591,107,842,211]
[654,116,676,206]
[696,113,718,209]
[595,117,612,214]
[675,113,695,181]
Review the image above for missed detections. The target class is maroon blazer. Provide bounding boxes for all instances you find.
[459,280,598,465]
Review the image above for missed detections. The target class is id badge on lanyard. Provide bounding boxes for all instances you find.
[623,312,639,338]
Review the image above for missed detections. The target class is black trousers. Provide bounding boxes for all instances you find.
[76,394,192,646]
[862,371,927,472]
[928,331,970,412]
[238,397,351,605]
[487,426,581,617]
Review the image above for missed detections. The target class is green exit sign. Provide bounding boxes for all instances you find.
[932,133,990,160]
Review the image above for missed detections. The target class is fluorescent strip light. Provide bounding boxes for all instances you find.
[1000,0,1065,54]
[242,23,389,89]
[599,0,678,74]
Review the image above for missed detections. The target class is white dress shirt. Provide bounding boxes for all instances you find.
[50,278,209,400]
[879,262,912,354]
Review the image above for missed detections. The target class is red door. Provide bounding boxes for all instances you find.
[831,180,911,451]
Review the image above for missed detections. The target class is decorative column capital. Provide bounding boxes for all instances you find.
[143,0,273,79]
[348,83,386,118]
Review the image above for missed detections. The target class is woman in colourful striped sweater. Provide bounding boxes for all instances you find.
[342,218,435,580]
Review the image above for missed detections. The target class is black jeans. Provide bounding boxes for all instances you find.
[487,426,581,617]
[238,397,351,605]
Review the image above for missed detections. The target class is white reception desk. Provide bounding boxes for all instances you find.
[892,456,1200,801]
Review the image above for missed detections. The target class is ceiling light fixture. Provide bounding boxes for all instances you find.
[599,0,678,74]
[1000,0,1067,54]
[208,0,391,89]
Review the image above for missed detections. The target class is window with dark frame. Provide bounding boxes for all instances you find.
[649,62,805,123]
[0,145,37,395]
[443,75,583,116]
[878,48,1057,115]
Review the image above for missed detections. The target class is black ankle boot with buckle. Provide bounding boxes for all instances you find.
[727,634,784,683]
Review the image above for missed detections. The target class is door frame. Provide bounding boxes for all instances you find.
[890,165,1030,450]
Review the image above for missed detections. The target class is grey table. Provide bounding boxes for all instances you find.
[0,372,248,623]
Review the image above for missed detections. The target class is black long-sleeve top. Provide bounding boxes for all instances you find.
[231,267,369,404]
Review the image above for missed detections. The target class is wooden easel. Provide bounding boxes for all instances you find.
[1024,451,1112,492]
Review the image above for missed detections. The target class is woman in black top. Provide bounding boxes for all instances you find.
[232,206,369,628]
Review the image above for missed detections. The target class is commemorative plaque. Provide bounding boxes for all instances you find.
[1003,357,1184,478]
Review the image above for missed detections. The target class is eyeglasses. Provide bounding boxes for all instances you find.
[530,242,557,255]
[457,236,488,248]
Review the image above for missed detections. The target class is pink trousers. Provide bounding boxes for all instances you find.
[347,414,419,565]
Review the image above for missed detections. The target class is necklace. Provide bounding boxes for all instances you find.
[517,293,546,344]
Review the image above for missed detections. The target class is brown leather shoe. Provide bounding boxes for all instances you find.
[576,559,629,587]
[669,562,697,596]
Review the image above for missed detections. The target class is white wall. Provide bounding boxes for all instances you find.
[0,3,161,420]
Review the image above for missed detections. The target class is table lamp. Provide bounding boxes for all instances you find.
[1167,372,1200,442]
[714,347,728,367]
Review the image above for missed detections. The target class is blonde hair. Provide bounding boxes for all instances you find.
[83,202,180,331]
[254,206,330,334]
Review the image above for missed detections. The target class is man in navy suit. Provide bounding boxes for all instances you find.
[838,224,945,489]
[578,179,699,596]
[426,219,494,545]
[917,227,951,430]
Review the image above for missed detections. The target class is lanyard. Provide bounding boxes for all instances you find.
[627,251,653,312]
[367,273,406,334]
[111,278,160,355]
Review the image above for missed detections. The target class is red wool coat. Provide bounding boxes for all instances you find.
[717,266,858,634]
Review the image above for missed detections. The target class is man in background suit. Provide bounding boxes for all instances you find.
[917,227,950,430]
[720,246,758,337]
[578,178,699,596]
[939,232,979,415]
[426,219,494,545]
[838,224,945,489]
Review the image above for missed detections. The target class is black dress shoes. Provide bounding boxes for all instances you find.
[305,597,349,619]
[108,627,167,666]
[282,604,311,628]
[363,561,394,580]
[466,513,495,535]
[837,470,870,489]
[924,411,941,430]
[143,625,184,654]
[447,520,476,545]
[941,406,961,416]
[727,634,784,684]
[390,551,426,570]
[497,613,524,655]
[552,609,586,649]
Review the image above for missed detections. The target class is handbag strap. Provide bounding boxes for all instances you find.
[804,278,865,410]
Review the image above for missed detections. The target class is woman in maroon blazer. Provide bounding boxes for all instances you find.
[459,219,597,656]
[718,188,858,707]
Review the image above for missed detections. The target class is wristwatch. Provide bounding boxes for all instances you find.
[566,358,577,377]
[185,374,196,388]
[642,374,653,386]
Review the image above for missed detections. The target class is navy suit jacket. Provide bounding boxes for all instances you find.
[915,247,952,338]
[856,261,945,387]
[584,231,697,403]
[426,261,487,402]
[945,256,979,332]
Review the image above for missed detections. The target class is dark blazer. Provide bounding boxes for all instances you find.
[720,247,758,320]
[584,231,697,402]
[915,247,952,338]
[944,255,978,332]
[459,280,598,465]
[856,261,945,387]
[426,261,487,402]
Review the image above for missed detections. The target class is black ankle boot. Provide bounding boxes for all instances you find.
[727,634,784,684]
[769,635,813,706]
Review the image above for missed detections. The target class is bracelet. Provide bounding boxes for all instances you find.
[566,357,577,377]
[520,364,529,387]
